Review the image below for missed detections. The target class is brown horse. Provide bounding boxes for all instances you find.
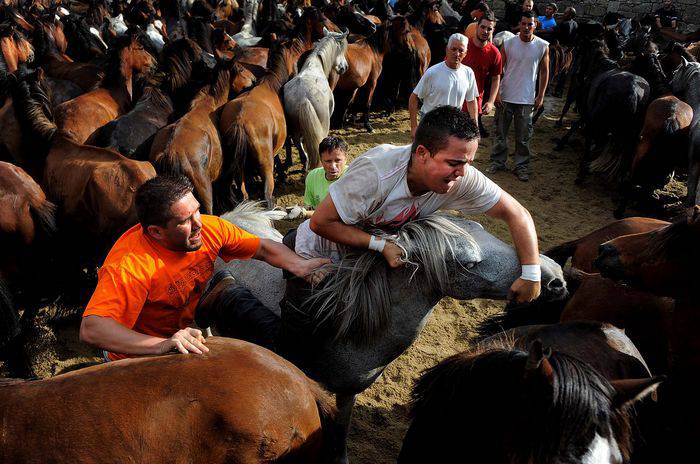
[545,217,669,272]
[0,27,33,74]
[219,39,305,208]
[0,337,337,463]
[596,206,700,459]
[330,23,388,132]
[149,68,230,214]
[31,13,104,92]
[54,30,156,144]
[12,73,155,256]
[398,338,662,464]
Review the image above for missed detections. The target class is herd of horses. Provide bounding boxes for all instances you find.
[0,0,700,462]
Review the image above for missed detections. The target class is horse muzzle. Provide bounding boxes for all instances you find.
[594,243,626,281]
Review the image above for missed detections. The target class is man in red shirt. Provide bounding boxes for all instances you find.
[462,11,503,137]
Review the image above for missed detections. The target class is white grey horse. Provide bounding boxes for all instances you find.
[217,204,567,464]
[283,29,349,170]
[670,57,700,205]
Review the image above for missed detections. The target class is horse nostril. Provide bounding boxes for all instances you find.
[598,243,618,259]
[548,278,564,289]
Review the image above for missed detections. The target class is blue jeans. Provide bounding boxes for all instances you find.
[491,102,535,172]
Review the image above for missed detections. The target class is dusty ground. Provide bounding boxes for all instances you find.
[14,96,686,463]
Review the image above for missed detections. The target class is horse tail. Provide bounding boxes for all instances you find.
[590,143,625,181]
[218,122,251,212]
[0,276,20,351]
[544,239,579,268]
[297,99,323,170]
[29,198,58,242]
[305,378,339,462]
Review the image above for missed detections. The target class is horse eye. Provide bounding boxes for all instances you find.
[466,262,476,270]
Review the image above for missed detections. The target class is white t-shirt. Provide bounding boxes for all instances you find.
[499,34,549,105]
[295,144,502,259]
[413,62,479,114]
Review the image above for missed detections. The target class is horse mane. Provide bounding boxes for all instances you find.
[261,38,304,93]
[221,201,287,233]
[10,75,57,150]
[305,214,477,345]
[138,85,174,112]
[304,33,344,76]
[160,38,206,94]
[409,346,633,462]
[30,197,58,240]
[639,217,692,262]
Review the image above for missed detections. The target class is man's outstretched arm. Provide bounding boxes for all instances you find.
[485,190,541,303]
[311,195,406,268]
[254,238,330,277]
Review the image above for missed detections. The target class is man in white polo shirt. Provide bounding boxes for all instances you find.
[409,33,479,138]
[489,10,549,182]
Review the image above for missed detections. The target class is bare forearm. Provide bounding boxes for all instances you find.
[467,99,478,121]
[80,316,165,355]
[487,75,501,105]
[506,206,540,265]
[255,238,308,275]
[537,62,549,98]
[310,218,372,250]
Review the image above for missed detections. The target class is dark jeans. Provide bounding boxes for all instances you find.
[491,102,535,172]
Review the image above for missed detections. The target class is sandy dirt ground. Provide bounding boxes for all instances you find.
[8,96,687,463]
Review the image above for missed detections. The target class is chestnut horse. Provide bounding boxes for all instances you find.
[596,206,700,459]
[0,337,337,463]
[219,39,305,208]
[398,339,662,464]
[0,26,34,75]
[150,68,230,214]
[330,23,388,132]
[54,30,156,144]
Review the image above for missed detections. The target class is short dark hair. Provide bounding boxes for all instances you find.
[411,106,479,155]
[479,11,496,25]
[547,2,558,12]
[319,136,349,156]
[135,175,194,228]
[521,10,536,20]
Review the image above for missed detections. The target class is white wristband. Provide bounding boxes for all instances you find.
[521,264,541,282]
[368,235,386,253]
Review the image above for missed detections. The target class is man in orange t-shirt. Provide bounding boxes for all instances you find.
[81,176,329,361]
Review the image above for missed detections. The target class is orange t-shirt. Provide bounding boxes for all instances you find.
[465,22,478,41]
[83,215,260,360]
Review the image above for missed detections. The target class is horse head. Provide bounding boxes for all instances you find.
[426,217,567,303]
[596,206,700,298]
[322,26,348,74]
[0,24,34,73]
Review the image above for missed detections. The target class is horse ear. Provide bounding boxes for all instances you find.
[610,376,664,409]
[525,339,554,384]
[323,26,329,36]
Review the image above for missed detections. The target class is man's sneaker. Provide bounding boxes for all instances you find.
[485,165,505,174]
[515,170,529,182]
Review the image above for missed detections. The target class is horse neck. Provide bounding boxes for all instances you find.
[262,44,300,93]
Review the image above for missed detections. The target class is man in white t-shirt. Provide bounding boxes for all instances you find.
[409,33,479,138]
[296,106,542,303]
[489,10,549,182]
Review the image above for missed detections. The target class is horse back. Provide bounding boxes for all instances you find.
[0,337,331,463]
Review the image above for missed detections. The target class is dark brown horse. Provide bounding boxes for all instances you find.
[0,337,337,463]
[54,30,156,144]
[545,217,669,272]
[398,338,662,464]
[149,68,230,214]
[0,161,56,349]
[596,206,700,459]
[218,39,305,208]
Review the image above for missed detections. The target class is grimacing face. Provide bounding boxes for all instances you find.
[147,192,203,252]
[416,136,478,195]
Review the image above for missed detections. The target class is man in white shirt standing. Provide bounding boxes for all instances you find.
[489,10,549,182]
[409,33,479,138]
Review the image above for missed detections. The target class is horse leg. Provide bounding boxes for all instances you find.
[333,393,356,464]
[358,82,376,133]
[575,130,597,184]
[553,119,581,151]
[294,138,308,172]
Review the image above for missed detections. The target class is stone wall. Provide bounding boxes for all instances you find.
[489,0,699,33]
